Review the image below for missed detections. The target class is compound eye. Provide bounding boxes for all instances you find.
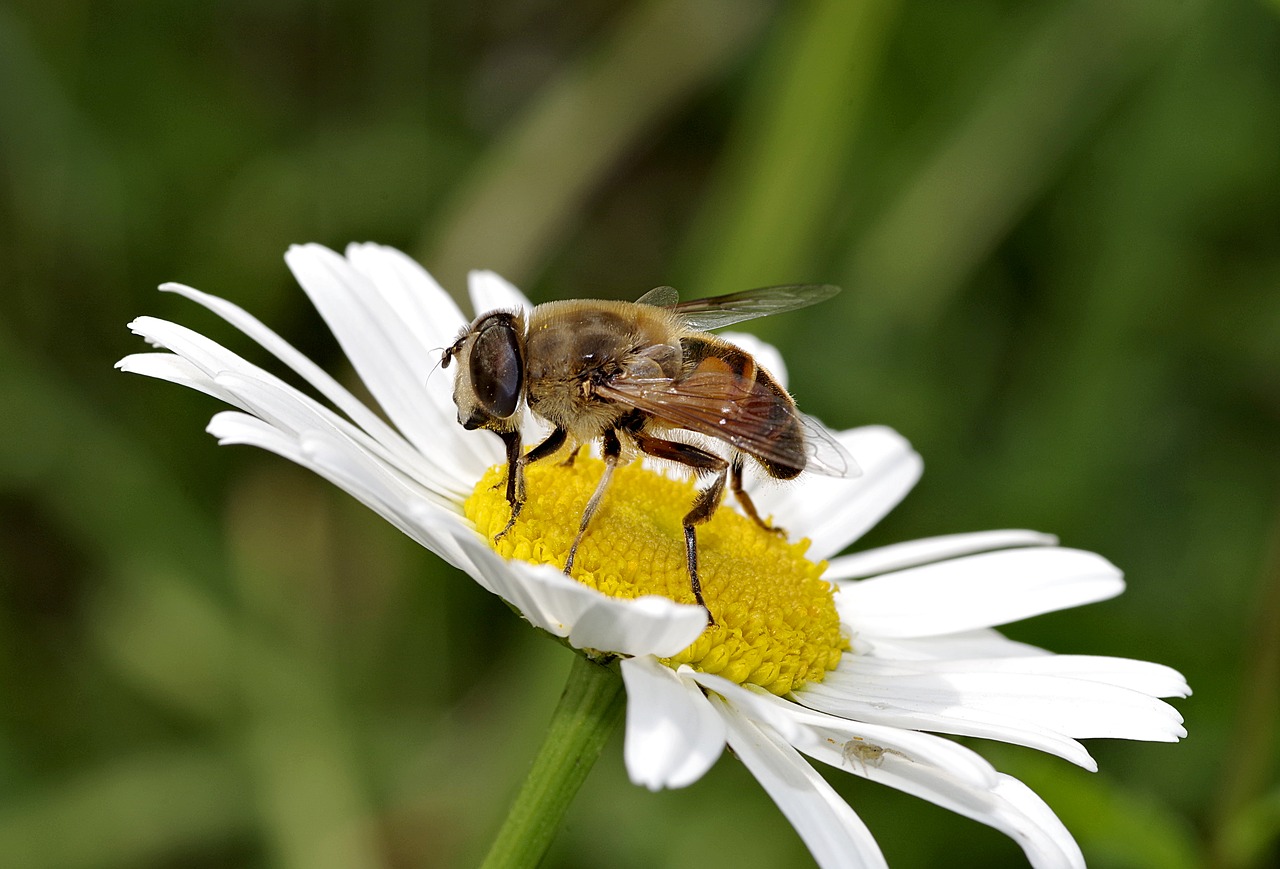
[469,317,523,420]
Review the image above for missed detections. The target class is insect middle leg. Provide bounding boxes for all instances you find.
[564,429,622,574]
[630,431,728,623]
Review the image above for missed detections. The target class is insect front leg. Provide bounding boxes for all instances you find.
[494,426,566,542]
[564,429,621,575]
[493,429,524,542]
[630,431,728,624]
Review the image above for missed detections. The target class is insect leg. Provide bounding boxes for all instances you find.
[682,468,727,625]
[494,427,565,542]
[729,455,784,536]
[564,429,622,575]
[493,430,524,542]
[629,432,728,623]
[524,426,567,465]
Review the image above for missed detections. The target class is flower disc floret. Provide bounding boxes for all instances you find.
[465,455,847,695]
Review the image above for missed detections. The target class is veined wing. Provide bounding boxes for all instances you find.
[597,369,856,478]
[635,284,841,332]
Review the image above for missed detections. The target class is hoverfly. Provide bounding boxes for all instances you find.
[440,284,854,621]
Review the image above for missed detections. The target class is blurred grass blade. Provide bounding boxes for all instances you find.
[0,326,221,584]
[0,749,250,869]
[242,645,386,869]
[1211,506,1280,867]
[0,6,125,262]
[845,0,1182,326]
[91,570,238,722]
[421,0,770,292]
[997,749,1203,869]
[679,0,901,291]
[1217,786,1280,869]
[225,473,386,869]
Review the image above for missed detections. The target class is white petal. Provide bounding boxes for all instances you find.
[156,279,430,456]
[865,629,1051,661]
[568,596,708,659]
[206,409,290,449]
[394,501,492,575]
[127,311,481,503]
[700,677,1083,867]
[205,412,466,567]
[295,427,460,518]
[620,657,726,790]
[865,654,1191,699]
[986,776,1086,869]
[445,534,584,635]
[800,654,1187,768]
[127,315,248,379]
[468,269,533,317]
[799,731,1084,869]
[713,696,888,869]
[752,426,923,561]
[206,367,459,511]
[209,410,459,535]
[283,244,494,478]
[834,658,1187,742]
[685,671,804,741]
[340,244,501,471]
[799,672,1097,770]
[697,674,999,791]
[838,548,1124,638]
[117,352,222,400]
[826,529,1060,580]
[343,242,467,351]
[443,530,706,656]
[155,279,494,489]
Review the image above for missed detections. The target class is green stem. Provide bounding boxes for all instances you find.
[480,653,626,869]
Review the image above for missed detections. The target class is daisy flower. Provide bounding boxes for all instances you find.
[118,243,1189,869]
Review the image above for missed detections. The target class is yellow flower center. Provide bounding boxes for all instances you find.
[464,454,847,695]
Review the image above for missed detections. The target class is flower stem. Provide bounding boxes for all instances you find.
[480,652,625,869]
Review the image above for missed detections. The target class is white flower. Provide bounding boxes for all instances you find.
[118,243,1189,869]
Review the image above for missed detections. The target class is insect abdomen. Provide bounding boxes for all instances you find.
[681,335,805,480]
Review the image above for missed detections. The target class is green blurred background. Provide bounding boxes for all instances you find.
[1,0,1277,866]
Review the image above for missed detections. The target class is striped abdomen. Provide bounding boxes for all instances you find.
[678,334,805,480]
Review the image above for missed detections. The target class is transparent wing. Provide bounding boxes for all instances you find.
[597,369,856,478]
[635,284,840,331]
[636,285,679,308]
[796,412,859,478]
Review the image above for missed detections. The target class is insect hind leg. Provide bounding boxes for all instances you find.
[630,431,728,624]
[682,469,726,624]
[729,455,785,536]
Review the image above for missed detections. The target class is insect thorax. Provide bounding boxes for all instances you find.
[524,301,678,433]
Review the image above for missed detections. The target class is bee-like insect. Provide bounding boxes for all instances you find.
[440,284,854,620]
